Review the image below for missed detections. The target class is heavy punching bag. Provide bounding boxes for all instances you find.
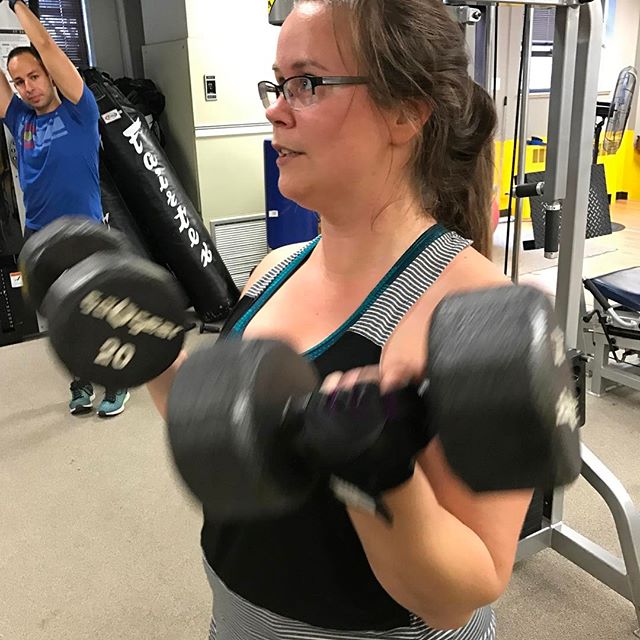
[81,68,239,323]
[100,160,156,262]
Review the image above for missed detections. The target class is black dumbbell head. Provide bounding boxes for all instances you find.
[428,285,581,492]
[44,251,186,389]
[19,216,126,310]
[167,339,319,520]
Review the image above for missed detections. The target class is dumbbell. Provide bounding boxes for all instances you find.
[19,216,187,389]
[166,285,582,521]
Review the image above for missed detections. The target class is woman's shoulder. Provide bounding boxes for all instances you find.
[440,245,509,290]
[240,241,311,296]
[382,246,510,373]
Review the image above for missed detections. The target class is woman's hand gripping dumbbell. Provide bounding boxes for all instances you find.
[166,285,582,522]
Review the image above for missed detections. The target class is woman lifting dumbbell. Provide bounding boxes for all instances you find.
[143,1,579,638]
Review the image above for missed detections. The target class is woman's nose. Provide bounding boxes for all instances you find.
[265,94,294,126]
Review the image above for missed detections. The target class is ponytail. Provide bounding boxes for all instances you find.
[427,81,496,258]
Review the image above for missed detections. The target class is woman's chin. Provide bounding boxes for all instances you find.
[278,180,315,211]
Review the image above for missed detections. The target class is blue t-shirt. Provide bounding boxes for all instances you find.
[3,85,102,231]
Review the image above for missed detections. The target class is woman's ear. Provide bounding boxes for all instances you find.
[389,100,432,146]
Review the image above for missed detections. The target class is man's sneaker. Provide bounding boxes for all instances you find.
[97,389,130,417]
[69,380,95,414]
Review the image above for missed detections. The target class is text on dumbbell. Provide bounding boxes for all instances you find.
[556,387,579,431]
[94,337,136,370]
[79,290,183,340]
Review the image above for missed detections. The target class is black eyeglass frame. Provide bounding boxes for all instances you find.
[257,75,369,110]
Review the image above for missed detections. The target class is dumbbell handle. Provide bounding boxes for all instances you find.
[281,383,426,468]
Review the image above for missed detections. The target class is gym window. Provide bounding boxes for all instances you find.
[530,7,555,93]
[31,0,90,68]
[530,0,611,93]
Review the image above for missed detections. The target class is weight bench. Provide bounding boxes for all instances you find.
[583,266,640,396]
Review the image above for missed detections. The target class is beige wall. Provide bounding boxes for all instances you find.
[184,0,279,224]
[195,134,271,220]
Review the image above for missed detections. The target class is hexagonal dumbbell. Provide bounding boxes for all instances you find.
[19,216,187,388]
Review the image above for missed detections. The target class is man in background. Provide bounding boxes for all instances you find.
[0,0,130,417]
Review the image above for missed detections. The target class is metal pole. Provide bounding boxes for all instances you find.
[542,7,579,202]
[269,0,295,26]
[550,0,601,528]
[554,2,603,352]
[483,4,497,97]
[80,0,96,67]
[510,6,533,283]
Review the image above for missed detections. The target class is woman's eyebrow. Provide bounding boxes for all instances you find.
[272,59,330,74]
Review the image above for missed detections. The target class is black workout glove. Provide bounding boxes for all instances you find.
[300,383,434,523]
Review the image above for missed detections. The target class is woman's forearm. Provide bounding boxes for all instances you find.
[347,469,504,630]
[146,350,188,419]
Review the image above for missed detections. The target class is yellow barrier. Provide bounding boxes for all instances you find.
[494,130,640,218]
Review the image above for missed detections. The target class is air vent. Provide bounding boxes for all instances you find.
[210,214,269,289]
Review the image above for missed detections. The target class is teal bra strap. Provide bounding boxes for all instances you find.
[230,224,448,356]
[230,236,322,337]
[305,224,448,359]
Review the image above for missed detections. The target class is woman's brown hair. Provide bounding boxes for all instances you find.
[296,0,497,257]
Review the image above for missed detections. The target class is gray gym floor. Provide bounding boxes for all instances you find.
[1,202,638,639]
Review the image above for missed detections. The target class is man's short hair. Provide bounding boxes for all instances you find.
[7,45,44,69]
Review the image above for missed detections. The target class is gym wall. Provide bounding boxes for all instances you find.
[84,0,124,78]
[138,0,278,228]
[493,0,640,210]
[143,0,640,223]
[83,0,145,82]
[186,0,278,224]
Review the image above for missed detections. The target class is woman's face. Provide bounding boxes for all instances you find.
[266,2,397,214]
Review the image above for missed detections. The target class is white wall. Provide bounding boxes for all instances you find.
[494,6,521,142]
[634,11,640,133]
[636,73,640,136]
[599,0,640,99]
[183,0,279,222]
[495,0,640,141]
[0,3,19,34]
[185,1,278,127]
[117,0,145,78]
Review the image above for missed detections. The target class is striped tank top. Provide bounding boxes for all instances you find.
[202,224,496,639]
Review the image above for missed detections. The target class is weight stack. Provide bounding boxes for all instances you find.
[81,68,240,323]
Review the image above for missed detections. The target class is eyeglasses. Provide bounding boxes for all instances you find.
[258,75,368,111]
